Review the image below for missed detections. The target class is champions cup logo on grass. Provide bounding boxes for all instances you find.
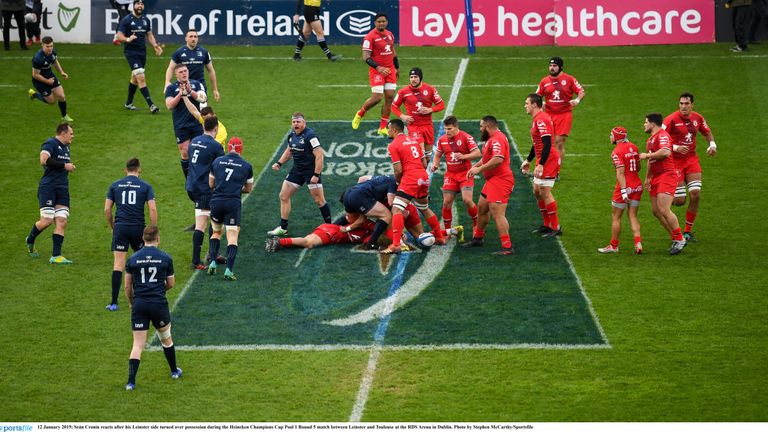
[57,2,81,32]
[171,121,609,350]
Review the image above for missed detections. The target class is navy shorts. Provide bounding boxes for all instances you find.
[32,76,61,97]
[286,170,320,187]
[344,189,378,215]
[38,184,70,209]
[175,123,204,144]
[125,52,146,71]
[131,299,171,331]
[210,198,242,226]
[187,191,212,210]
[112,224,144,252]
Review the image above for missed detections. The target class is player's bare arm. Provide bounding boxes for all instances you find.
[54,60,68,80]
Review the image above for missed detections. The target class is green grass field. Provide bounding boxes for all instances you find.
[0,42,766,422]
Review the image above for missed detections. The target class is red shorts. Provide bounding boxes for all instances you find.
[408,125,434,148]
[369,67,398,88]
[398,172,430,199]
[674,155,702,178]
[650,171,680,197]
[536,154,561,179]
[548,111,573,136]
[612,183,643,203]
[312,223,342,246]
[481,175,514,204]
[442,170,474,192]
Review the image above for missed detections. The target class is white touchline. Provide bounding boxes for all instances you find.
[348,57,471,423]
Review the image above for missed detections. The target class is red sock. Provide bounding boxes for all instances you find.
[538,200,550,227]
[684,210,697,233]
[500,234,512,249]
[384,226,394,242]
[473,228,485,239]
[466,205,478,229]
[610,239,619,248]
[546,201,559,230]
[357,108,366,117]
[379,116,389,130]
[634,236,642,245]
[442,207,452,231]
[426,214,444,241]
[279,238,293,247]
[671,227,683,241]
[391,213,404,247]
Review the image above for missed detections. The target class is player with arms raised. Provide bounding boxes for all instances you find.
[663,92,717,242]
[352,13,399,136]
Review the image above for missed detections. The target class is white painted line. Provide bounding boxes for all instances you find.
[294,248,308,268]
[566,153,602,157]
[444,58,469,117]
[149,342,609,352]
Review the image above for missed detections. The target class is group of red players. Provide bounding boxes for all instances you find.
[344,12,718,256]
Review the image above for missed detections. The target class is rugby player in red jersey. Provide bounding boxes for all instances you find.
[640,113,686,255]
[535,56,585,161]
[663,92,717,242]
[462,116,515,255]
[430,115,481,231]
[352,13,399,136]
[521,94,562,238]
[381,118,445,254]
[391,67,444,157]
[598,127,644,255]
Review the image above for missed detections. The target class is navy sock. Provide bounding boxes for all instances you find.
[280,219,288,230]
[226,244,238,272]
[209,238,221,260]
[192,230,204,265]
[52,233,64,257]
[162,345,178,372]
[27,224,42,245]
[139,87,153,106]
[33,92,45,102]
[58,101,67,117]
[126,83,137,104]
[181,159,189,177]
[127,358,140,385]
[369,219,388,246]
[111,270,122,304]
[319,203,331,223]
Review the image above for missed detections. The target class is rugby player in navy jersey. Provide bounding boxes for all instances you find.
[185,116,224,270]
[25,123,76,264]
[164,28,220,104]
[165,63,206,179]
[28,36,72,122]
[104,158,157,312]
[116,0,162,113]
[268,112,331,236]
[124,226,181,391]
[207,138,254,281]
[341,175,397,249]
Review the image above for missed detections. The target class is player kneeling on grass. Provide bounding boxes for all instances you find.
[124,225,181,391]
[207,137,254,280]
[598,127,643,254]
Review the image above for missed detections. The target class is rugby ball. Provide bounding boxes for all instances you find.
[417,232,435,248]
[25,13,37,23]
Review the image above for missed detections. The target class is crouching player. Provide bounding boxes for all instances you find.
[598,127,643,254]
[206,138,254,280]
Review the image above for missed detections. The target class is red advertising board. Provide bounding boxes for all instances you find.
[399,0,715,47]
